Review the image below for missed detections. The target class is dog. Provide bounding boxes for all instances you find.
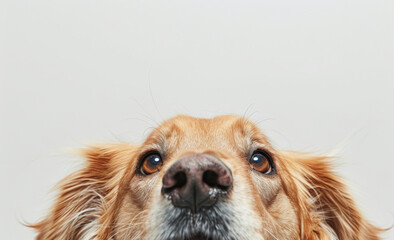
[31,115,383,239]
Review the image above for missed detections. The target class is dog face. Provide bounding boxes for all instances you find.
[119,115,295,240]
[32,115,382,240]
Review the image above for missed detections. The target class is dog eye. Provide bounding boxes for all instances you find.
[249,151,274,174]
[141,152,163,175]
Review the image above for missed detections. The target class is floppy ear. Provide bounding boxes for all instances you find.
[278,151,383,240]
[30,143,139,240]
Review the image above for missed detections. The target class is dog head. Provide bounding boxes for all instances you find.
[32,115,383,240]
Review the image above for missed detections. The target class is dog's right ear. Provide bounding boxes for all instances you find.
[30,143,139,240]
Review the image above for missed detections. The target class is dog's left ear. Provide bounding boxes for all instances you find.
[278,151,383,240]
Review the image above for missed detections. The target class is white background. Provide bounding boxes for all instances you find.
[1,0,393,239]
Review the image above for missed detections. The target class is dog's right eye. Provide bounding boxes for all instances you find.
[140,152,163,175]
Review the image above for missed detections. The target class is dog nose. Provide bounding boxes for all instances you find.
[162,153,233,213]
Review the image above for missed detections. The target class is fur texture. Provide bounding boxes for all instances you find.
[31,115,383,240]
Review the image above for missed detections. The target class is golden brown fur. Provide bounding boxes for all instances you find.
[31,115,383,240]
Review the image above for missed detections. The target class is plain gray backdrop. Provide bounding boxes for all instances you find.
[1,0,393,239]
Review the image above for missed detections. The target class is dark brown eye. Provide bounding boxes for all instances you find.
[249,151,274,174]
[140,152,163,175]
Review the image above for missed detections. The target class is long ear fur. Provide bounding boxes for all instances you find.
[30,143,139,240]
[278,151,383,240]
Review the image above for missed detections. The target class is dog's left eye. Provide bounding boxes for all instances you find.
[249,150,274,175]
[140,152,163,175]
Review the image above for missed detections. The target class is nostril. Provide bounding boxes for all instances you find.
[163,171,187,194]
[202,170,219,188]
[174,172,187,188]
[203,170,232,191]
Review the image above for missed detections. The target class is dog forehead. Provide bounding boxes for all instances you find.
[145,115,268,152]
[161,115,248,138]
